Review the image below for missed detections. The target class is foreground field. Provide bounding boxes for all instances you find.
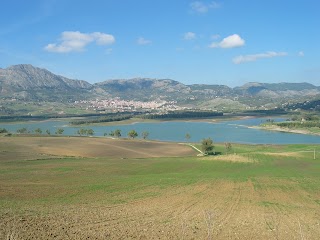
[0,136,196,159]
[0,137,320,239]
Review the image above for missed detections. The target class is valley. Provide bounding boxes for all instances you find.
[2,1,320,239]
[1,64,319,240]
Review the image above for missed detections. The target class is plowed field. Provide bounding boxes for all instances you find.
[0,136,196,159]
[0,137,319,239]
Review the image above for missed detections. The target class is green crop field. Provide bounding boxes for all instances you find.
[0,137,319,239]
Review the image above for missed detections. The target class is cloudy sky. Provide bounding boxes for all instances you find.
[0,0,319,86]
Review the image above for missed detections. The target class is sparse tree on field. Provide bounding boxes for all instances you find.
[87,129,94,136]
[128,130,138,139]
[77,128,87,136]
[0,128,8,134]
[46,129,51,135]
[142,131,149,140]
[34,128,42,135]
[201,138,214,155]
[109,131,115,137]
[185,133,191,142]
[114,129,121,138]
[81,128,87,136]
[17,127,28,134]
[55,128,64,135]
[225,142,232,154]
[303,114,313,121]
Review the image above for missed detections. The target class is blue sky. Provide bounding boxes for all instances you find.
[1,0,319,86]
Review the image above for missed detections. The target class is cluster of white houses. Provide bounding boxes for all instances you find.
[74,98,184,112]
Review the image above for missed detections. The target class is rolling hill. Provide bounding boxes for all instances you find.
[0,64,319,111]
[0,64,92,101]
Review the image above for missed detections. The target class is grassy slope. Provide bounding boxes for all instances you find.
[1,142,319,207]
[0,139,320,239]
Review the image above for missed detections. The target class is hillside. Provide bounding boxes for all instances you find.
[0,64,93,101]
[234,82,320,98]
[95,78,191,101]
[0,64,319,112]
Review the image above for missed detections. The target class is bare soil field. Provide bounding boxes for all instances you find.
[0,136,196,159]
[2,180,319,240]
[0,137,319,239]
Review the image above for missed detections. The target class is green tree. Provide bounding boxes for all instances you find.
[109,131,115,137]
[87,129,94,136]
[55,128,64,135]
[185,133,191,142]
[46,129,51,135]
[114,129,121,138]
[225,142,232,154]
[142,131,149,140]
[17,127,28,134]
[77,128,87,136]
[0,128,8,134]
[34,128,42,135]
[128,130,138,139]
[201,138,214,155]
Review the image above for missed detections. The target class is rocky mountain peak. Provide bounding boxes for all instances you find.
[1,64,319,104]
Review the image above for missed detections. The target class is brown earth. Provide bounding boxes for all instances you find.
[1,180,319,240]
[0,136,196,160]
[1,137,319,239]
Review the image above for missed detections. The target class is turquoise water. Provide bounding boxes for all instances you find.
[1,118,320,144]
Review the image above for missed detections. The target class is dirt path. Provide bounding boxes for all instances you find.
[185,143,204,155]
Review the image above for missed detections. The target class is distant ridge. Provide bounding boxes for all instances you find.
[0,64,92,101]
[0,64,319,107]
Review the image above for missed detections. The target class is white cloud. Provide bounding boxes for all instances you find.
[211,34,220,40]
[44,31,115,53]
[91,32,115,45]
[184,32,196,40]
[298,51,304,57]
[137,37,152,45]
[209,34,245,48]
[232,51,288,64]
[190,1,220,14]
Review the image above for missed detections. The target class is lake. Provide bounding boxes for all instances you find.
[1,118,320,144]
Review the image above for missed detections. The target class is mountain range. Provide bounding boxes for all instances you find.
[1,64,319,110]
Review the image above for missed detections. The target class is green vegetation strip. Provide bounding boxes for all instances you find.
[0,143,319,211]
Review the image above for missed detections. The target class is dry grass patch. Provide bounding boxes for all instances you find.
[263,152,303,157]
[200,154,255,163]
